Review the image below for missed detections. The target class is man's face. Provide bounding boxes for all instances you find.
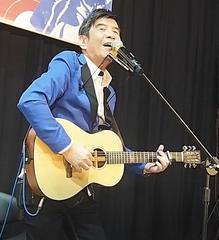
[80,17,121,67]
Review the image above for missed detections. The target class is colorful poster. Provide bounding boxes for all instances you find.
[0,0,112,45]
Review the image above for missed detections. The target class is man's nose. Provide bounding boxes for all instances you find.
[105,30,116,40]
[106,34,115,41]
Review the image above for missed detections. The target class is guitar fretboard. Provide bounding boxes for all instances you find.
[105,151,184,164]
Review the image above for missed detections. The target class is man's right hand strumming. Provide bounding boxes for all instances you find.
[62,143,93,172]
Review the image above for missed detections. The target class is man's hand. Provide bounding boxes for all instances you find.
[62,143,93,172]
[144,144,170,174]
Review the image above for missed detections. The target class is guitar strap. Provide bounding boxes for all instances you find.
[102,87,125,148]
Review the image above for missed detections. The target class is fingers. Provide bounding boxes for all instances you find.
[157,144,164,152]
[72,153,93,172]
[145,145,170,174]
[72,161,92,173]
[157,155,169,167]
[77,157,93,171]
[63,144,93,173]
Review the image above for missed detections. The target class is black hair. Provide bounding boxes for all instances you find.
[79,8,119,36]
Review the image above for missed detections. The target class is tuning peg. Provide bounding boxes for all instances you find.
[184,163,187,168]
[189,146,193,151]
[188,145,196,151]
[192,163,197,168]
[182,145,196,151]
[182,146,188,151]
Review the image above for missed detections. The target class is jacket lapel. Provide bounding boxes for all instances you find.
[81,63,98,124]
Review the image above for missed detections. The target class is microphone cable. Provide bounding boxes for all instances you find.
[0,144,23,239]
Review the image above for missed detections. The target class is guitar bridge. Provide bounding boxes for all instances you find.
[63,159,72,178]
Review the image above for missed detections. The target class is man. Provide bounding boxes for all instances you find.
[17,8,169,240]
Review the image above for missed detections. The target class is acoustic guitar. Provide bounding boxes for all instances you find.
[25,118,201,200]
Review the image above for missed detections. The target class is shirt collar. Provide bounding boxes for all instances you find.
[84,55,112,87]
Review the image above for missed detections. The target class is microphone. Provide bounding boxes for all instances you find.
[109,40,144,75]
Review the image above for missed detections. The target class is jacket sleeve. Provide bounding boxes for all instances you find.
[124,146,146,175]
[17,51,74,152]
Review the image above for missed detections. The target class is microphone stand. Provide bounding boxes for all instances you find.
[110,53,219,240]
[138,71,219,240]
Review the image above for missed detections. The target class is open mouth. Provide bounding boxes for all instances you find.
[103,43,112,48]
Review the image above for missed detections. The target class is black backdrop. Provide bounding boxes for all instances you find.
[0,0,218,240]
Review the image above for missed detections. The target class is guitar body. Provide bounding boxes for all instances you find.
[27,118,124,200]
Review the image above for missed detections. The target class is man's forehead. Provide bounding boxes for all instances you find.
[93,17,119,29]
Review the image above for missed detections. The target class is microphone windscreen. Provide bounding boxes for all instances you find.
[111,40,124,51]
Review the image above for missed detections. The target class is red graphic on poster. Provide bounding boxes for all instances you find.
[0,0,39,21]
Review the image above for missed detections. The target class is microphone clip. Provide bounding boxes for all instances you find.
[109,41,144,76]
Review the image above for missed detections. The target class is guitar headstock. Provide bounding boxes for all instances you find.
[182,146,201,168]
[170,146,201,168]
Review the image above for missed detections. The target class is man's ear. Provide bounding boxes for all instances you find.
[79,35,88,50]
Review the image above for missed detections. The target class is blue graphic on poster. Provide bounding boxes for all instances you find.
[0,0,113,44]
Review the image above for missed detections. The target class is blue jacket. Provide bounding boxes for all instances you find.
[17,51,144,174]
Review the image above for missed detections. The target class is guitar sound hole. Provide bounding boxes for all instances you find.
[92,148,106,168]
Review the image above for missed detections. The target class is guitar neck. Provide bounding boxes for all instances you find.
[105,151,184,164]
